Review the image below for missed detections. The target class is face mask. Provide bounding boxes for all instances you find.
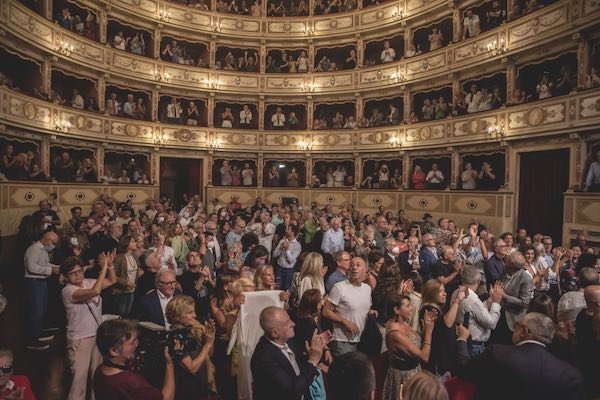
[391,246,400,256]
[220,211,227,217]
[45,243,55,252]
[207,241,215,249]
[157,217,165,224]
[70,237,79,247]
[255,258,266,266]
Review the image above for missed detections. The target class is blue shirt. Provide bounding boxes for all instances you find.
[326,270,348,293]
[321,228,344,255]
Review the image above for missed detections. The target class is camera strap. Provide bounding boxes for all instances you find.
[103,360,129,371]
[85,301,102,327]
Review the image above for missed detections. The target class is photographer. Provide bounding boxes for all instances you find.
[94,319,175,400]
[165,296,217,399]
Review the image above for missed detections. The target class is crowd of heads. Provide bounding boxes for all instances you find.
[216,50,259,72]
[54,7,98,41]
[161,40,209,68]
[105,92,147,120]
[111,30,148,56]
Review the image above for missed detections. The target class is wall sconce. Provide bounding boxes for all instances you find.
[298,139,314,152]
[54,119,71,132]
[486,38,508,57]
[392,8,404,20]
[487,124,506,141]
[207,136,221,150]
[389,134,402,148]
[154,131,167,145]
[58,41,74,56]
[158,9,171,22]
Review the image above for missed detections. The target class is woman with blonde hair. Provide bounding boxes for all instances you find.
[254,264,276,291]
[401,370,449,400]
[165,295,217,400]
[297,252,327,301]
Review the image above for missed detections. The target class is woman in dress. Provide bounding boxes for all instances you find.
[428,28,444,51]
[220,160,232,186]
[267,164,280,186]
[241,163,254,186]
[412,165,426,190]
[536,73,553,100]
[382,293,435,400]
[187,102,199,125]
[221,107,233,128]
[166,296,217,400]
[134,98,146,120]
[379,164,390,189]
[112,235,140,317]
[297,51,309,73]
[231,165,241,186]
[287,167,299,187]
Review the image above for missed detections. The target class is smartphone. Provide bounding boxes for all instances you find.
[463,311,471,328]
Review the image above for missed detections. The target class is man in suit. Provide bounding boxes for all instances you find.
[456,312,585,400]
[382,238,401,266]
[418,233,437,281]
[491,251,534,344]
[133,269,180,329]
[251,306,330,400]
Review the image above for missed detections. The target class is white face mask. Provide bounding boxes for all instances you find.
[391,246,400,256]
[70,237,79,247]
[207,241,215,249]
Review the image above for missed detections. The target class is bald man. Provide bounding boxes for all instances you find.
[24,231,60,350]
[251,306,329,400]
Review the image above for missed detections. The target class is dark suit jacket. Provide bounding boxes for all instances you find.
[132,288,181,326]
[250,336,319,400]
[418,248,436,281]
[456,340,585,400]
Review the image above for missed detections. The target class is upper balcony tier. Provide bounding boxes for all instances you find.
[4,0,599,96]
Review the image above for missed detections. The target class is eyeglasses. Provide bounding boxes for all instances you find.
[340,258,351,261]
[68,269,83,276]
[0,366,13,374]
[159,281,177,286]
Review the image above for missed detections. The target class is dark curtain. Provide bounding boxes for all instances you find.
[518,149,569,241]
[160,157,202,207]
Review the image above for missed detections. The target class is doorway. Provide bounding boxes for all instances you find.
[517,148,569,241]
[159,157,202,208]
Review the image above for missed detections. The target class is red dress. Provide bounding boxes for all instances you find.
[412,171,426,189]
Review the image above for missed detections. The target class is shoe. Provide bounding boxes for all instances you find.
[38,334,55,342]
[26,343,50,351]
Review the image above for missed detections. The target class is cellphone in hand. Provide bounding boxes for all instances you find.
[463,311,471,329]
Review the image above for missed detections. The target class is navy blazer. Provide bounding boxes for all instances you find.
[250,336,319,400]
[456,340,585,400]
[133,289,181,326]
[418,248,436,281]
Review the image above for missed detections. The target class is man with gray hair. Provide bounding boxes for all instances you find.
[456,312,585,400]
[133,269,180,329]
[452,265,504,355]
[491,251,534,344]
[321,217,344,256]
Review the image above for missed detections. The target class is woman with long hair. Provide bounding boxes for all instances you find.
[382,294,435,400]
[419,280,466,379]
[366,252,385,290]
[297,252,326,301]
[372,260,403,322]
[240,245,269,281]
[112,235,140,316]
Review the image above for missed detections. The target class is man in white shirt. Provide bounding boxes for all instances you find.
[426,163,445,189]
[239,105,253,128]
[123,94,136,118]
[271,107,286,129]
[323,256,374,356]
[466,84,482,114]
[249,211,276,255]
[321,217,344,256]
[453,266,503,355]
[273,225,302,290]
[381,40,396,63]
[71,89,84,109]
[462,9,481,39]
[225,218,246,248]
[24,231,60,350]
[166,97,182,124]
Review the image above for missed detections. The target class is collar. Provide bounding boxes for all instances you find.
[157,290,172,301]
[1,379,15,392]
[516,340,546,348]
[267,337,288,351]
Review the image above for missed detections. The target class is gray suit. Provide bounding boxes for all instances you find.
[501,269,534,330]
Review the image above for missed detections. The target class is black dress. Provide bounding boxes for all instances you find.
[419,305,456,376]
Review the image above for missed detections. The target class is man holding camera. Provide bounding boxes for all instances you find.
[94,319,175,400]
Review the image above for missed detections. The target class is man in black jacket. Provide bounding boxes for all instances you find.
[456,312,585,400]
[251,306,330,400]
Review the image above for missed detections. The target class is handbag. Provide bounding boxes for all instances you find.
[358,313,383,358]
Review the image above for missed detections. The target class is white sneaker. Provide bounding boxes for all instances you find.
[26,343,50,351]
[38,334,55,342]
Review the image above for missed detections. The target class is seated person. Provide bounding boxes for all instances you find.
[133,269,181,328]
[0,349,36,400]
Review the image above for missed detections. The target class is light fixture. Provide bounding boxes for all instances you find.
[154,131,167,145]
[486,38,508,57]
[158,9,171,22]
[487,124,506,141]
[389,134,402,148]
[298,139,314,152]
[58,41,74,56]
[392,7,404,20]
[54,119,71,132]
[207,136,221,150]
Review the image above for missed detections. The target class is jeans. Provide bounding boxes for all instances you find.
[471,342,486,356]
[114,292,134,317]
[278,267,295,291]
[24,278,48,343]
[330,341,357,357]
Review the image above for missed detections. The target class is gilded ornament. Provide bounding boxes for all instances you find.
[419,127,431,140]
[23,102,36,119]
[376,10,385,19]
[594,98,600,112]
[525,107,545,126]
[466,119,482,135]
[279,135,290,146]
[326,135,339,146]
[236,20,245,30]
[175,129,193,142]
[126,124,139,137]
[329,20,338,28]
[76,116,86,129]
[230,133,243,145]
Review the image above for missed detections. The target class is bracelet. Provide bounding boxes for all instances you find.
[423,342,431,346]
[456,338,468,343]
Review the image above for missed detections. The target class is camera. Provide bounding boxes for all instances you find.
[136,321,196,376]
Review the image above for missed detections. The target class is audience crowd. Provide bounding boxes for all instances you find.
[4,189,599,400]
